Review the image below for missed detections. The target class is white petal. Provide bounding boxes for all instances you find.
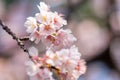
[25,60,38,76]
[46,59,55,66]
[28,46,38,57]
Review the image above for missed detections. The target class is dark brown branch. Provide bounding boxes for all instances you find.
[19,36,29,41]
[0,20,31,59]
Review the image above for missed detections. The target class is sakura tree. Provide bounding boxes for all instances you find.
[0,2,86,80]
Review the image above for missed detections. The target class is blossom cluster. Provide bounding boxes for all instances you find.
[24,2,86,80]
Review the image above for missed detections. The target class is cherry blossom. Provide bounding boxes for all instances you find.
[39,23,55,36]
[35,11,52,25]
[37,2,49,12]
[37,68,55,80]
[45,45,86,79]
[24,17,37,33]
[24,2,86,80]
[42,29,77,51]
[25,60,55,80]
[29,30,41,44]
[69,60,86,80]
[25,1,68,44]
[52,12,67,29]
[25,60,39,76]
[46,45,80,71]
[28,46,38,57]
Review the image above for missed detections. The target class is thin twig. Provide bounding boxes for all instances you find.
[19,36,29,41]
[0,20,31,59]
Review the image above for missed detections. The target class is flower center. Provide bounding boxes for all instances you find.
[42,16,47,22]
[45,25,50,31]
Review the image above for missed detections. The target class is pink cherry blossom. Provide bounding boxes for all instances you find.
[24,2,86,80]
[42,29,77,51]
[45,45,80,71]
[29,30,42,44]
[25,60,39,76]
[37,68,55,80]
[37,2,50,12]
[45,45,86,79]
[39,24,55,36]
[24,17,37,33]
[28,46,38,57]
[35,11,52,25]
[52,12,67,29]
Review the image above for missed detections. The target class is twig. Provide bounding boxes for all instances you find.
[19,36,29,41]
[0,20,31,59]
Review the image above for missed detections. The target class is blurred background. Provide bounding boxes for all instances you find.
[0,0,120,80]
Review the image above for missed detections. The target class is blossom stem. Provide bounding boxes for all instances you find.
[0,20,31,58]
[19,36,29,41]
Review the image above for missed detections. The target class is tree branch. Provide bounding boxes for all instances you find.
[0,20,32,59]
[19,36,29,41]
